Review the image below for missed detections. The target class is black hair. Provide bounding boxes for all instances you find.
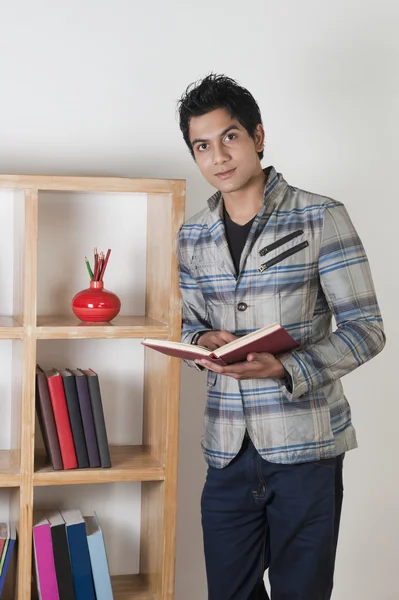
[177,73,264,160]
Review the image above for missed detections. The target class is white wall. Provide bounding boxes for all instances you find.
[0,1,397,598]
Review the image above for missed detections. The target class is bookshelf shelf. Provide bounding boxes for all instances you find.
[0,317,24,340]
[112,573,154,599]
[0,451,20,487]
[0,173,184,195]
[33,445,165,485]
[35,315,169,339]
[0,175,185,600]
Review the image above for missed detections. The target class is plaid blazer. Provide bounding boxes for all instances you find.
[177,167,385,468]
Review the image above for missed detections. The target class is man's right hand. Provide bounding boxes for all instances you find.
[197,330,237,351]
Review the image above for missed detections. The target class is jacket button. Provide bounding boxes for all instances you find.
[237,302,248,311]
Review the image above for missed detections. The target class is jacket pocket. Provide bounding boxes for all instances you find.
[206,370,217,387]
[259,229,304,256]
[258,240,309,273]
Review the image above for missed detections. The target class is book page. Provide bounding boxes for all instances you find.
[144,340,210,356]
[214,323,280,357]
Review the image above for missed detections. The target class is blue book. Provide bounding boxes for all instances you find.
[61,509,95,600]
[0,522,16,596]
[84,513,114,599]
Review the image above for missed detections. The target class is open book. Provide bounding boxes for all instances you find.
[142,322,299,366]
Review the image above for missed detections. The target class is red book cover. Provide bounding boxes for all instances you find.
[45,370,78,470]
[142,323,299,366]
[0,522,7,560]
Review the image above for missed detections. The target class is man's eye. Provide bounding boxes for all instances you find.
[225,134,236,142]
[198,144,208,151]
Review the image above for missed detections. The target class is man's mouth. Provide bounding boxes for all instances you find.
[215,168,236,179]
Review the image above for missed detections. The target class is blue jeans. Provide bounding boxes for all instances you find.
[201,435,344,600]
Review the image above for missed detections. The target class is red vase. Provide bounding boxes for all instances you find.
[72,281,121,323]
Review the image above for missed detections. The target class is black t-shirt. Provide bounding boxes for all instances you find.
[223,205,256,274]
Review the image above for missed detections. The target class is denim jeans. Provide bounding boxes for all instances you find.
[201,435,344,600]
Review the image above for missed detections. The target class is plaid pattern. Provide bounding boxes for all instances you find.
[177,167,385,468]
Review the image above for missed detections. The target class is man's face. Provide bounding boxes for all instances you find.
[189,108,264,194]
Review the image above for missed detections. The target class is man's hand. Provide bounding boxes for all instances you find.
[196,352,286,380]
[197,330,237,351]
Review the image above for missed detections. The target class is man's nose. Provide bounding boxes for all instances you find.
[213,143,230,165]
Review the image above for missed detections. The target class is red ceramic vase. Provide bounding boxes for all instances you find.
[72,281,121,322]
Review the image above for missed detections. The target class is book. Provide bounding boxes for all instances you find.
[0,522,7,566]
[61,509,95,600]
[48,511,76,600]
[142,322,299,366]
[33,514,60,600]
[0,536,9,576]
[0,523,9,579]
[67,370,101,468]
[0,522,16,596]
[84,513,114,600]
[45,369,78,470]
[60,370,90,469]
[82,369,111,468]
[36,366,64,471]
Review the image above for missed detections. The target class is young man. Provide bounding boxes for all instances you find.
[177,74,385,600]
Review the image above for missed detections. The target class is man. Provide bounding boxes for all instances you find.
[176,74,385,600]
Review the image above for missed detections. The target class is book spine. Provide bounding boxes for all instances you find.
[33,524,60,599]
[87,533,113,600]
[0,539,9,573]
[62,377,90,469]
[86,374,111,468]
[0,537,15,596]
[75,375,101,468]
[0,539,5,561]
[51,524,76,600]
[36,372,64,470]
[47,375,78,470]
[66,522,96,600]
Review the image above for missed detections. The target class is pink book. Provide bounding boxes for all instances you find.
[33,515,60,600]
[142,322,299,366]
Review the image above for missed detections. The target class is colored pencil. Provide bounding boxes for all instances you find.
[85,257,94,281]
[99,249,111,281]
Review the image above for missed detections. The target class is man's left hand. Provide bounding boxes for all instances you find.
[196,352,286,380]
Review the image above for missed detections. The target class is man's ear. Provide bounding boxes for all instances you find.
[254,124,265,153]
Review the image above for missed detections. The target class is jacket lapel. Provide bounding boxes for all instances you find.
[205,167,289,278]
[206,200,236,276]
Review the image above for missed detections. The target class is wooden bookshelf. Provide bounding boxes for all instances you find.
[0,451,20,487]
[33,445,165,485]
[0,175,185,599]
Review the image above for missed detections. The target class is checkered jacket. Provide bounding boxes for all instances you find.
[177,167,385,468]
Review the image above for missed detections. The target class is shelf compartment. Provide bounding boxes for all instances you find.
[112,574,154,600]
[35,315,169,339]
[0,451,20,487]
[0,317,24,340]
[33,445,165,486]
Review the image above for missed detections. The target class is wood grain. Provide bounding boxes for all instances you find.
[112,574,154,599]
[0,174,183,194]
[35,314,169,339]
[34,445,164,485]
[0,317,24,339]
[0,451,20,486]
[141,181,185,597]
[17,189,39,600]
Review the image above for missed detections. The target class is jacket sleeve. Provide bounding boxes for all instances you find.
[279,201,386,400]
[177,234,213,370]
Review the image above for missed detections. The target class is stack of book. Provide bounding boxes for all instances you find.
[33,509,113,600]
[0,521,17,596]
[36,367,111,470]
